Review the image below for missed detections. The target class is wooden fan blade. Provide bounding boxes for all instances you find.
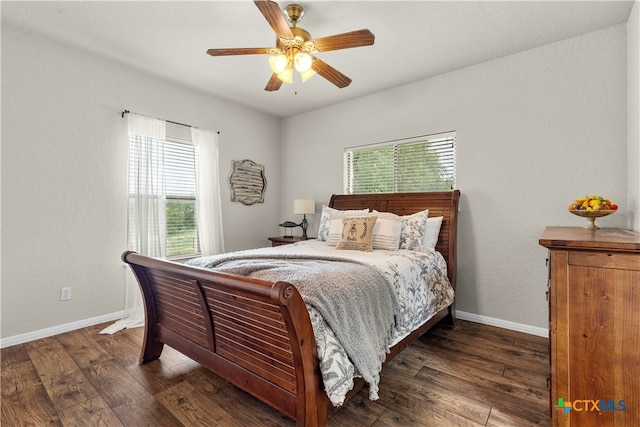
[254,0,294,39]
[311,58,352,88]
[207,47,271,56]
[265,73,283,91]
[311,29,375,52]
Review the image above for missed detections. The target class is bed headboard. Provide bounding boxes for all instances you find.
[328,190,460,290]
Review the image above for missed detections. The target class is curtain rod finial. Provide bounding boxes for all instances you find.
[121,109,130,118]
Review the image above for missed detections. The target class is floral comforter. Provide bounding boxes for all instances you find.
[188,240,454,406]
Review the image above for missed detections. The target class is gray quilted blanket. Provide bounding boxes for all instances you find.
[187,252,401,396]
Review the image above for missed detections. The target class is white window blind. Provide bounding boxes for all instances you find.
[344,132,456,194]
[128,132,199,258]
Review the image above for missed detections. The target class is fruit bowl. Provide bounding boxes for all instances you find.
[568,195,618,229]
[569,209,616,229]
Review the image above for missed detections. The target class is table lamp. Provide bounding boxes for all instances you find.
[293,199,315,239]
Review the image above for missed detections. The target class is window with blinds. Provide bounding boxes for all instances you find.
[128,132,199,258]
[343,132,456,194]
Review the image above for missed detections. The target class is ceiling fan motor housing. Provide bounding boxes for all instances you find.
[276,27,313,51]
[284,4,305,24]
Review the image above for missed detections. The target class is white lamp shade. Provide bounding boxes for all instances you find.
[293,199,315,215]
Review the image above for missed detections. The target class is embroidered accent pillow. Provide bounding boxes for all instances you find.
[317,205,369,241]
[336,216,378,252]
[400,209,428,250]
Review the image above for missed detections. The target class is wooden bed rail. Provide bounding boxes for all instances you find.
[121,251,328,426]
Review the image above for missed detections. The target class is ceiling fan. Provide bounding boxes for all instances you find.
[207,0,375,91]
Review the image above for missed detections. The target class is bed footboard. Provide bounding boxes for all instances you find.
[122,251,328,426]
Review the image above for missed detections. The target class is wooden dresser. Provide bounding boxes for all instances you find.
[539,227,640,426]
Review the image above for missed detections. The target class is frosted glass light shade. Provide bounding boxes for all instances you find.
[294,199,315,215]
[294,52,313,72]
[300,68,316,82]
[269,54,289,74]
[277,66,293,84]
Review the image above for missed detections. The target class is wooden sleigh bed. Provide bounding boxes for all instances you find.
[122,190,460,426]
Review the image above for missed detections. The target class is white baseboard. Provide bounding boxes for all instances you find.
[456,310,548,338]
[0,311,125,349]
[0,309,548,349]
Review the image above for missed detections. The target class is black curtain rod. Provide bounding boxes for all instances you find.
[121,110,220,134]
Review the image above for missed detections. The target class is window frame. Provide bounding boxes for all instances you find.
[343,131,456,194]
[127,125,201,260]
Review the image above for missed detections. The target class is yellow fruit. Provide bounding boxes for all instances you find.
[569,195,616,211]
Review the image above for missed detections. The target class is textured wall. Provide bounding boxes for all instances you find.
[281,25,629,330]
[1,26,281,339]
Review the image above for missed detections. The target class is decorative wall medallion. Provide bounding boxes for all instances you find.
[229,159,266,205]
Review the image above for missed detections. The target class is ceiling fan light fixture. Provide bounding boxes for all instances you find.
[294,51,313,72]
[207,1,375,92]
[276,63,294,83]
[299,68,316,82]
[269,53,289,74]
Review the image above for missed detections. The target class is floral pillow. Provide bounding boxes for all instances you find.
[317,205,369,241]
[336,216,378,252]
[399,209,428,250]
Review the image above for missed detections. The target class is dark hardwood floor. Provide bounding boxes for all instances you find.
[1,320,551,426]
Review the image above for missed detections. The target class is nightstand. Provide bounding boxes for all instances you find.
[268,236,312,247]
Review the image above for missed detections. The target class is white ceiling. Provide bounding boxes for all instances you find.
[2,1,634,118]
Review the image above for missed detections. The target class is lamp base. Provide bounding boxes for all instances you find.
[301,216,309,239]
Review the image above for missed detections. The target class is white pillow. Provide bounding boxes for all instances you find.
[423,216,443,251]
[326,216,348,245]
[370,212,401,250]
[399,209,428,250]
[317,205,369,241]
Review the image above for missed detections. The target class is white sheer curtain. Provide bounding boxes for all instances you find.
[101,113,166,334]
[127,114,167,258]
[192,128,225,256]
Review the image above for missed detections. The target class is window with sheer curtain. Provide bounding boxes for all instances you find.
[128,134,199,258]
[343,132,456,194]
[127,113,224,260]
[104,115,224,334]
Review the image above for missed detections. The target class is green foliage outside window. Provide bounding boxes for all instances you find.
[166,199,198,257]
[345,134,456,194]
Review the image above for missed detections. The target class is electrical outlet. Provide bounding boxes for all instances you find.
[60,287,72,301]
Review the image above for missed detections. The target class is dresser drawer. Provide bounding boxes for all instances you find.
[568,251,640,271]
